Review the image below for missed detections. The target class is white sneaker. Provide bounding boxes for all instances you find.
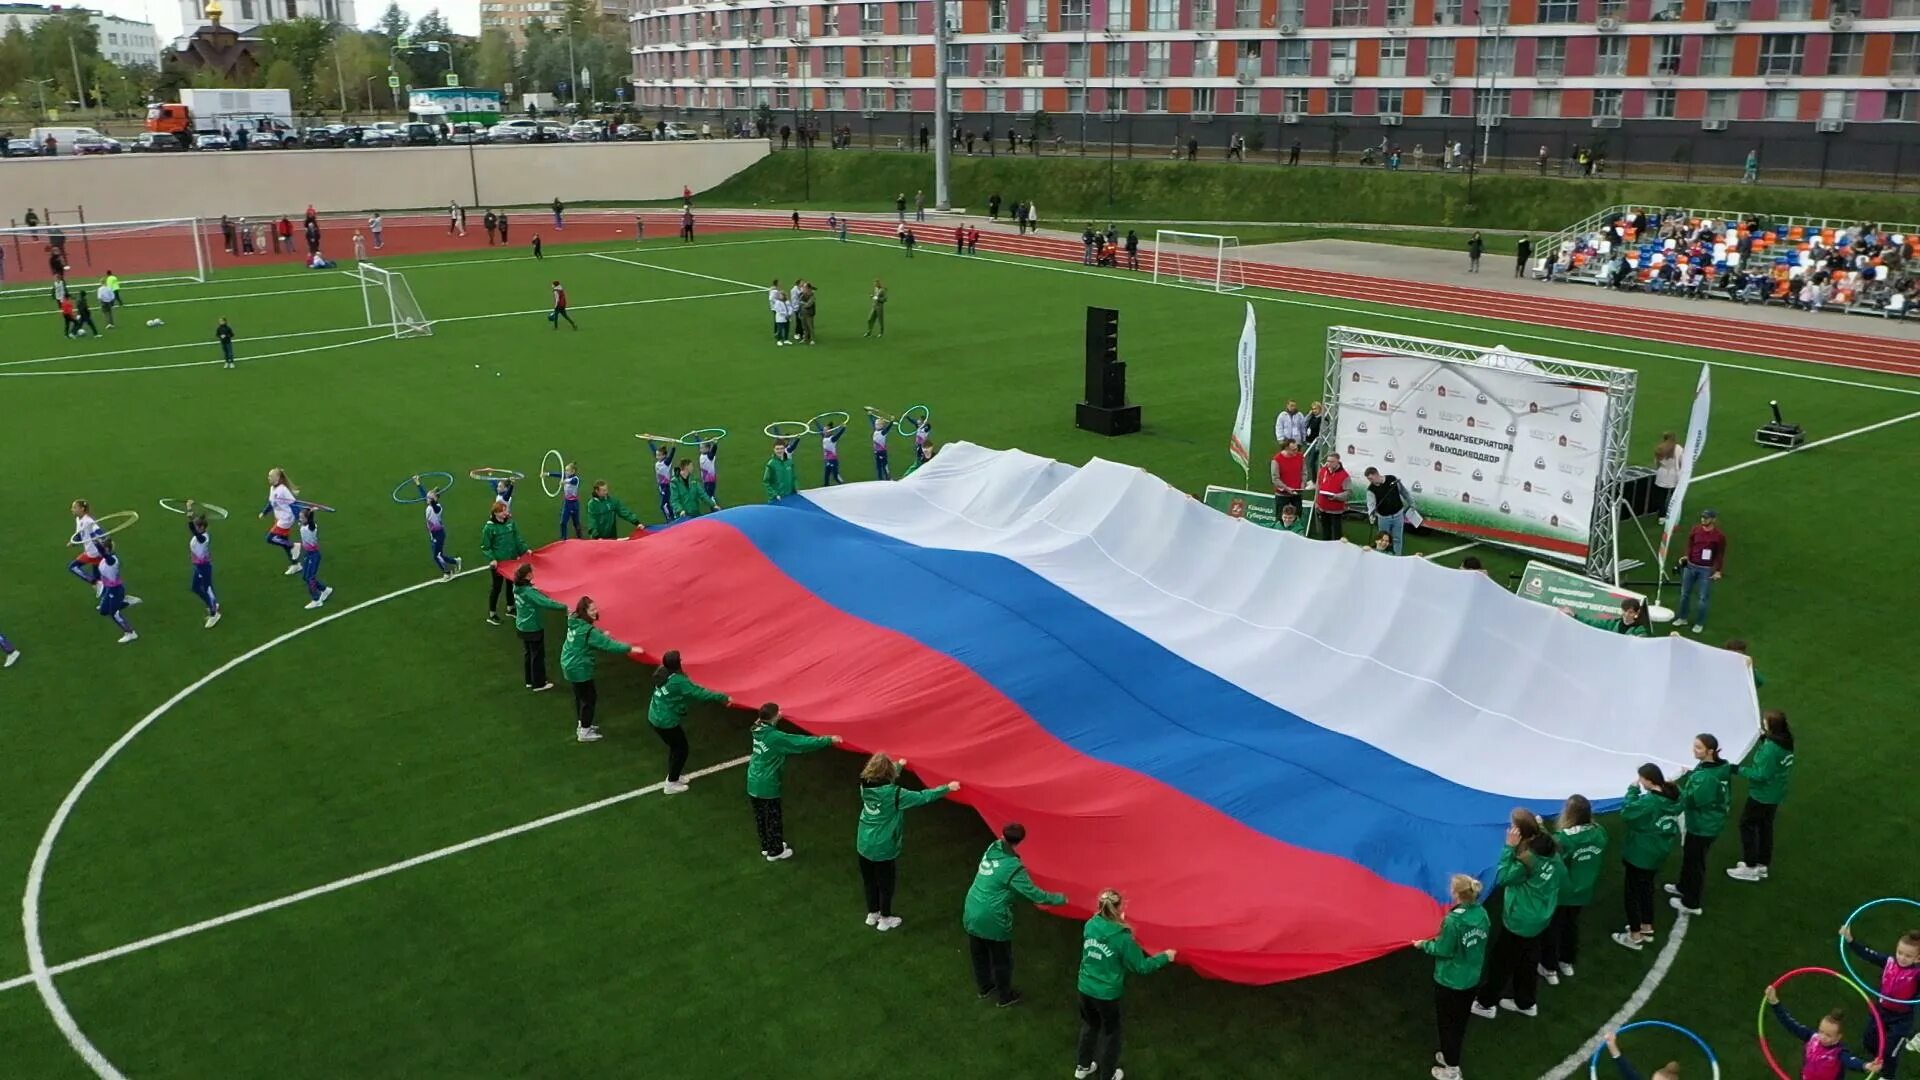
[1670,897,1703,916]
[1073,1068,1096,1080]
[1663,884,1680,896]
[3,650,18,667]
[205,611,222,628]
[117,631,138,644]
[1537,964,1560,986]
[1498,998,1537,1018]
[124,595,142,607]
[1469,1002,1497,1020]
[304,599,323,610]
[662,780,690,795]
[1726,865,1763,882]
[1558,962,1575,978]
[284,562,302,575]
[1432,1067,1463,1080]
[1611,930,1645,951]
[1691,623,1705,633]
[865,912,881,927]
[531,682,554,692]
[318,586,334,604]
[877,916,903,932]
[769,845,794,861]
[452,557,464,570]
[577,726,602,742]
[1758,866,1770,879]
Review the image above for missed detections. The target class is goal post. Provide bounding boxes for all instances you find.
[0,216,208,298]
[1151,230,1247,293]
[348,250,432,338]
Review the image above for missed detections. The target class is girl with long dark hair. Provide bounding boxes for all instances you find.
[1728,710,1795,882]
[646,649,729,793]
[1611,764,1680,951]
[1668,734,1733,914]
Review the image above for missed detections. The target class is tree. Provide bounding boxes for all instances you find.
[28,11,101,103]
[412,9,452,41]
[256,17,333,107]
[469,27,515,92]
[375,2,410,41]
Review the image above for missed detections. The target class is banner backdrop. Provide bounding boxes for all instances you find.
[1228,303,1257,480]
[1514,560,1645,625]
[1655,364,1713,571]
[1334,347,1613,561]
[1202,485,1282,529]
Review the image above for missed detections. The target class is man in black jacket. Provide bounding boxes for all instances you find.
[1516,237,1534,278]
[1363,467,1413,554]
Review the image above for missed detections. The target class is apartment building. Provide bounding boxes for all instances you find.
[0,4,163,67]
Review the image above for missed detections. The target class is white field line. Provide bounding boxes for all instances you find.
[1534,913,1692,1080]
[1691,409,1920,484]
[1424,541,1482,562]
[0,284,360,321]
[586,250,766,290]
[0,334,394,377]
[0,323,374,369]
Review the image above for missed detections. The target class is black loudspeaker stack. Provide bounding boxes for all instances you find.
[1075,306,1142,436]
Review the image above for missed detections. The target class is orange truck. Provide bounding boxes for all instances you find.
[146,88,293,147]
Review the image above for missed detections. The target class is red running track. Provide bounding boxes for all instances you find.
[15,207,1918,379]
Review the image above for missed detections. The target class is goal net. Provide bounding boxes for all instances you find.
[0,216,209,298]
[1151,230,1246,293]
[349,245,432,338]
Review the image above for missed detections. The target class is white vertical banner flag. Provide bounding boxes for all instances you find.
[1656,364,1712,569]
[1228,302,1257,482]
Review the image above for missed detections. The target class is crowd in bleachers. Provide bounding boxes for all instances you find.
[1536,209,1918,319]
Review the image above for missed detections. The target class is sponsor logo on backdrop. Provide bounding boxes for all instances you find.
[1534,457,1547,469]
[1521,574,1545,597]
[1379,400,1391,412]
[1571,407,1583,422]
[1388,377,1400,389]
[1466,416,1477,428]
[1384,450,1396,462]
[1557,435,1569,447]
[1461,492,1473,503]
[1529,402,1540,413]
[1476,392,1489,404]
[1434,461,1444,472]
[1505,422,1518,435]
[1411,480,1425,493]
[1562,491,1575,503]
[1500,501,1511,512]
[1347,444,1357,455]
[1523,481,1534,493]
[1551,514,1560,526]
[1356,421,1369,433]
[1437,385,1448,398]
[1471,469,1484,481]
[1416,407,1428,418]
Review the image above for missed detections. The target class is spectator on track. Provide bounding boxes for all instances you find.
[551,197,565,230]
[1516,236,1533,277]
[1467,232,1484,273]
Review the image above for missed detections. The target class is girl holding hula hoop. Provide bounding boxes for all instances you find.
[511,564,566,692]
[1612,764,1682,953]
[95,536,141,644]
[561,596,642,743]
[698,439,721,506]
[1764,983,1883,1077]
[297,506,334,611]
[1415,873,1490,1080]
[260,469,304,574]
[868,411,895,481]
[1669,734,1735,916]
[647,440,677,521]
[1729,709,1795,883]
[815,416,848,486]
[1842,921,1920,1078]
[1073,888,1173,1080]
[551,460,583,540]
[68,499,107,594]
[412,477,464,581]
[647,650,729,793]
[1544,794,1607,984]
[907,408,932,458]
[184,502,221,628]
[480,500,529,625]
[586,480,643,539]
[1599,1029,1684,1080]
[1471,814,1563,1020]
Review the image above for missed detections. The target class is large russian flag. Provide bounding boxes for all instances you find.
[513,444,1760,983]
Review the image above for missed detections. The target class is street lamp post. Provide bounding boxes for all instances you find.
[790,32,811,201]
[568,21,581,111]
[365,76,378,118]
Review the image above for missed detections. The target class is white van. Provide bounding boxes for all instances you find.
[28,127,107,156]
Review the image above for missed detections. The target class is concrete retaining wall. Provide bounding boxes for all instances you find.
[3,139,770,223]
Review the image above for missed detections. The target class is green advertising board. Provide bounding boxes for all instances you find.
[1513,560,1643,625]
[1202,486,1280,529]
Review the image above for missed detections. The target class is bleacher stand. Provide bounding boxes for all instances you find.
[1534,206,1920,319]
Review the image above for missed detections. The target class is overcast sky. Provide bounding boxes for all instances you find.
[85,0,481,47]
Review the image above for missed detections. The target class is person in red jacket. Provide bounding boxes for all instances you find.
[1673,508,1726,633]
[1313,452,1352,541]
[1270,439,1308,510]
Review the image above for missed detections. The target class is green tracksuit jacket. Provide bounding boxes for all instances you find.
[1493,843,1563,937]
[1678,760,1736,838]
[1077,914,1170,1001]
[670,474,715,518]
[1552,823,1609,907]
[962,839,1065,942]
[1419,902,1491,990]
[746,720,834,799]
[1620,785,1683,870]
[560,616,630,684]
[647,671,726,729]
[762,454,797,501]
[480,518,529,563]
[512,583,567,633]
[586,494,641,539]
[1739,738,1794,805]
[855,779,948,861]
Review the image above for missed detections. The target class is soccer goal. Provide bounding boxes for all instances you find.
[348,251,433,338]
[0,216,209,298]
[1151,230,1247,293]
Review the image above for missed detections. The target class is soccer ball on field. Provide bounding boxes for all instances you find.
[146,318,164,328]
[75,328,90,337]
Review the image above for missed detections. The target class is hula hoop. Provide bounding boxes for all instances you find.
[70,510,139,545]
[764,420,812,440]
[809,410,852,432]
[469,467,524,483]
[680,428,727,447]
[158,499,231,520]
[863,405,895,422]
[899,403,931,429]
[1842,898,1920,1004]
[297,500,337,514]
[1757,967,1887,1080]
[634,432,678,444]
[390,472,455,505]
[1588,1021,1721,1080]
[540,450,565,498]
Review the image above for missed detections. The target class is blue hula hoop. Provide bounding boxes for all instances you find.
[1589,1020,1720,1080]
[392,472,455,505]
[1841,897,1920,1004]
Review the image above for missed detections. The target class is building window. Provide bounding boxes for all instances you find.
[1024,43,1045,76]
[1759,34,1803,76]
[1423,87,1453,115]
[753,48,769,76]
[945,44,966,74]
[1193,0,1216,30]
[861,46,883,76]
[1236,87,1258,112]
[1473,88,1509,118]
[1650,35,1680,74]
[1706,0,1746,15]
[985,87,1005,112]
[1386,0,1411,26]
[1107,0,1130,30]
[1067,86,1087,111]
[1331,0,1367,26]
[1378,87,1403,115]
[1821,90,1856,120]
[1148,0,1176,30]
[1236,0,1261,28]
[1195,86,1217,112]
[1106,41,1129,75]
[1145,40,1169,76]
[1535,36,1566,77]
[772,48,790,77]
[1699,36,1733,76]
[861,3,884,33]
[822,6,839,34]
[1537,0,1576,22]
[1647,89,1676,118]
[1327,88,1353,113]
[899,2,918,32]
[1703,90,1735,119]
[987,0,1009,30]
[728,10,742,36]
[1764,89,1796,119]
[1593,88,1622,117]
[1193,40,1217,77]
[1068,41,1088,76]
[982,43,1004,75]
[1062,0,1089,30]
[1595,36,1626,77]
[824,48,844,76]
[1284,87,1308,114]
[1887,90,1917,121]
[1379,38,1406,77]
[1890,33,1918,77]
[1433,0,1462,22]
[1775,0,1810,15]
[1826,33,1862,76]
[1893,0,1920,13]
[1026,0,1045,29]
[1146,87,1168,111]
[1532,89,1560,117]
[1277,0,1304,23]
[1329,39,1355,77]
[1427,38,1455,78]
[893,44,911,71]
[1278,39,1310,76]
[1478,0,1509,24]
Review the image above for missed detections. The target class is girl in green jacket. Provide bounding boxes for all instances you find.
[1611,764,1681,951]
[511,564,568,691]
[561,596,639,743]
[646,650,728,793]
[1471,827,1563,1020]
[480,500,529,625]
[1729,709,1794,882]
[669,459,715,519]
[1074,889,1174,1080]
[1668,733,1734,914]
[1415,874,1490,1080]
[747,702,841,860]
[1542,794,1606,984]
[585,480,642,539]
[855,753,959,931]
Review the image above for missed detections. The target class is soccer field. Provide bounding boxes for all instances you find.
[2,226,1916,1079]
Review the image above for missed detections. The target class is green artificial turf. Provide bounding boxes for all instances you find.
[1,229,1915,1079]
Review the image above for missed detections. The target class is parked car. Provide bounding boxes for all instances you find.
[487,118,537,142]
[615,124,652,141]
[72,135,125,154]
[354,127,396,148]
[132,132,185,152]
[5,138,41,157]
[660,122,699,140]
[400,122,439,146]
[566,119,604,142]
[192,133,230,150]
[446,122,490,144]
[531,121,567,142]
[297,127,340,148]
